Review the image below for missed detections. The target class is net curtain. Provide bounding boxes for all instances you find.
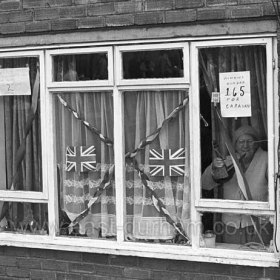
[124,91,191,241]
[56,90,115,238]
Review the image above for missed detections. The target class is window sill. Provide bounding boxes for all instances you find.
[0,233,278,267]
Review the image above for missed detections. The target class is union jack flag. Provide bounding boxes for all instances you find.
[149,148,185,177]
[66,145,96,173]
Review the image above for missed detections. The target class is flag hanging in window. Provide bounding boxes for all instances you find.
[149,148,185,177]
[66,146,96,173]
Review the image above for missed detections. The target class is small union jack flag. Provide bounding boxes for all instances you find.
[149,148,185,177]
[66,145,96,173]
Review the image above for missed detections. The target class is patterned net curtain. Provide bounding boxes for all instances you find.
[55,55,115,238]
[56,91,115,238]
[124,90,191,242]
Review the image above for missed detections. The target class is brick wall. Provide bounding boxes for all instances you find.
[0,246,276,280]
[0,1,277,279]
[0,0,274,36]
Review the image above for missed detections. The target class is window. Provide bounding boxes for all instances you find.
[0,51,48,235]
[191,38,276,252]
[0,38,278,267]
[123,89,189,242]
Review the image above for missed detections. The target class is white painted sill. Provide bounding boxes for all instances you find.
[0,233,278,268]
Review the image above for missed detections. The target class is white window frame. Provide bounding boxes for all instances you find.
[46,46,114,89]
[190,37,275,212]
[190,37,277,252]
[0,36,278,268]
[0,50,47,202]
[114,42,190,242]
[115,43,189,87]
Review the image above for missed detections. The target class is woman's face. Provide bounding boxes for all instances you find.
[235,134,257,162]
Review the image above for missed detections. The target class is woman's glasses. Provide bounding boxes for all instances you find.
[237,139,254,146]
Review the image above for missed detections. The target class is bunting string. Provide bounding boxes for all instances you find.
[57,94,114,146]
[132,158,190,243]
[66,92,190,243]
[68,164,115,231]
[199,50,266,247]
[126,93,189,159]
[215,108,264,245]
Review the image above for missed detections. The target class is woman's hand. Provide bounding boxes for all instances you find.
[212,157,225,169]
[211,157,229,180]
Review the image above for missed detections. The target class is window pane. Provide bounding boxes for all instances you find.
[122,49,183,79]
[199,45,268,202]
[201,211,273,250]
[0,57,42,192]
[52,53,108,81]
[0,202,48,235]
[124,90,190,244]
[55,92,115,239]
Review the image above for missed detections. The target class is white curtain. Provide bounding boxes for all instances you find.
[124,90,191,241]
[56,92,115,238]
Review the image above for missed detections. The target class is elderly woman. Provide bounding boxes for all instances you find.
[202,125,272,245]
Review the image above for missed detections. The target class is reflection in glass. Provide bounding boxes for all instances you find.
[124,90,190,244]
[53,53,108,82]
[123,49,183,79]
[55,92,115,239]
[201,211,273,250]
[199,45,268,202]
[0,202,48,235]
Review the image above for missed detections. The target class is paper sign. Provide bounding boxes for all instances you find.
[0,67,31,96]
[219,71,251,118]
[211,92,220,104]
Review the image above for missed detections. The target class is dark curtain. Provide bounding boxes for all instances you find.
[200,45,267,158]
[0,57,43,231]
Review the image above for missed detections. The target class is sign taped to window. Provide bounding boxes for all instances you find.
[219,71,251,118]
[0,67,31,96]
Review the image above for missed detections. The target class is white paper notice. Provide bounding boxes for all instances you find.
[0,67,31,96]
[219,71,251,118]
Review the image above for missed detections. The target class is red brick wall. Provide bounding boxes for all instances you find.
[0,0,274,36]
[0,246,277,280]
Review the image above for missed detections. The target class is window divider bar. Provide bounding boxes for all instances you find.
[47,86,114,92]
[113,87,126,242]
[45,88,60,238]
[116,83,189,92]
[190,43,202,249]
[196,206,274,216]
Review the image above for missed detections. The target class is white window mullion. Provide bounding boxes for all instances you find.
[266,38,276,210]
[45,89,60,238]
[113,86,126,242]
[190,43,202,249]
[44,48,60,238]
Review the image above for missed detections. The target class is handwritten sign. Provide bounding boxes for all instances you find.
[0,67,31,96]
[219,71,251,118]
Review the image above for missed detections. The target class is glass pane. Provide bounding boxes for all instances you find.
[55,92,115,239]
[201,211,273,251]
[199,45,268,202]
[0,202,48,235]
[0,57,42,192]
[124,90,190,244]
[122,49,183,79]
[52,53,108,81]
